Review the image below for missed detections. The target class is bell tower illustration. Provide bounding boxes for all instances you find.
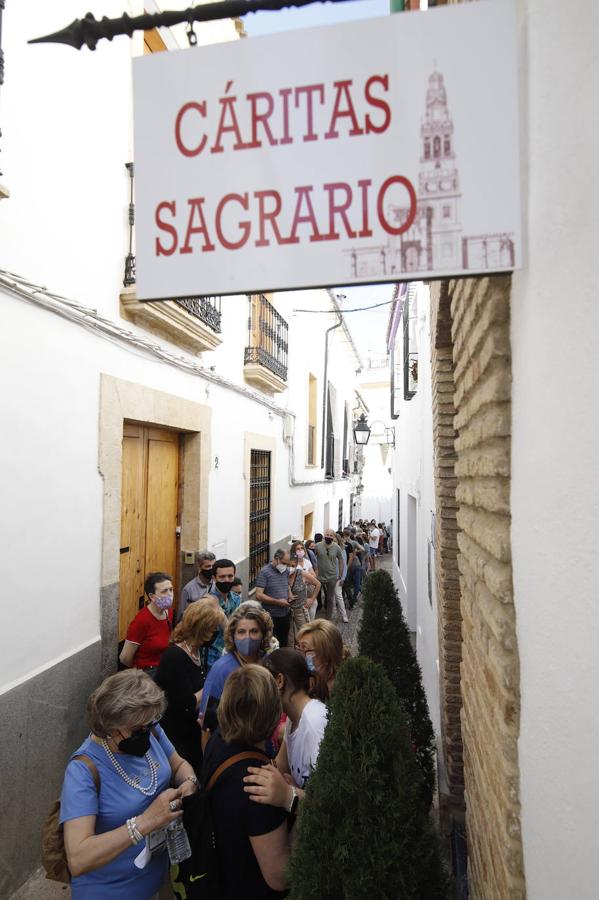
[419,68,462,270]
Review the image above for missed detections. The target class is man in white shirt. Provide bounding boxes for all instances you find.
[368,521,380,572]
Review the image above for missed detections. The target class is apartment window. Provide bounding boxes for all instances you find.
[403,285,418,401]
[390,336,402,419]
[307,374,317,465]
[443,205,451,218]
[249,450,271,589]
[338,499,344,531]
[342,406,350,476]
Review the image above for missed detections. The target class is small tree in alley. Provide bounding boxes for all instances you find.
[288,657,451,900]
[358,568,436,808]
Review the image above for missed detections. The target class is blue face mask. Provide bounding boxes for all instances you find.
[305,653,316,673]
[235,636,262,657]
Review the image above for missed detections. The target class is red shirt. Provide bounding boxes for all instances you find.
[126,606,173,669]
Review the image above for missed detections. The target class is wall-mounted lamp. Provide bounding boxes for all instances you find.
[353,414,396,448]
[353,413,371,445]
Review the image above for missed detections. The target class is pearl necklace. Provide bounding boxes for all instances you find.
[101,740,159,796]
[183,642,201,664]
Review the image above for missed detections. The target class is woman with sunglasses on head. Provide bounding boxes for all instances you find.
[58,669,198,899]
[243,648,328,815]
[288,540,321,636]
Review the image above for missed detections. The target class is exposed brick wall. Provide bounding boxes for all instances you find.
[430,282,465,813]
[449,275,525,900]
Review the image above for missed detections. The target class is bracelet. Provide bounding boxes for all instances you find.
[126,817,144,846]
[184,775,199,788]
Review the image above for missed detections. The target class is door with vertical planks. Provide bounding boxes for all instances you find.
[119,423,180,641]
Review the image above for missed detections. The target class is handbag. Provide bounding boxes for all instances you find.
[42,755,100,883]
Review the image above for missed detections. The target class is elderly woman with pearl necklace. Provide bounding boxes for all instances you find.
[59,669,198,899]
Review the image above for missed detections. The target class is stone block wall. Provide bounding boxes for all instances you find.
[449,275,525,900]
[430,282,465,812]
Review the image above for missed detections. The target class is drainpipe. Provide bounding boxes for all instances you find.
[321,312,343,469]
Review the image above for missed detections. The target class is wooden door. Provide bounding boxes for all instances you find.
[303,512,313,540]
[119,423,180,640]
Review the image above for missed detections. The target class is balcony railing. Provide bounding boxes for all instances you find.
[343,458,350,477]
[122,161,221,335]
[173,296,222,333]
[245,294,288,382]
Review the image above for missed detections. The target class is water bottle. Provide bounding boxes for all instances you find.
[166,818,192,864]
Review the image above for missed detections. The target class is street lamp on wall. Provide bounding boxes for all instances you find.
[353,414,371,446]
[353,414,396,448]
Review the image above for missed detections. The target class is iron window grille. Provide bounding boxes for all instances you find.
[245,294,288,381]
[249,449,271,589]
[338,499,344,531]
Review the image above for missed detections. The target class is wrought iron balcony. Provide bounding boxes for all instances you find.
[244,294,289,390]
[173,296,222,334]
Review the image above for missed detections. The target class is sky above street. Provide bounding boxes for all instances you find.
[245,0,397,358]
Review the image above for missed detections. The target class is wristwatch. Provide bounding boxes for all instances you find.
[288,786,300,815]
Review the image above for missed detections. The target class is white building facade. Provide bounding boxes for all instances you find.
[0,3,362,894]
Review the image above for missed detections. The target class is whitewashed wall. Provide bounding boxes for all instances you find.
[388,283,441,738]
[511,1,599,896]
[0,3,359,696]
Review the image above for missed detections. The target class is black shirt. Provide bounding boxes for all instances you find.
[202,730,288,900]
[156,645,206,772]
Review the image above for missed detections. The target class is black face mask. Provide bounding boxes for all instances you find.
[206,630,219,646]
[324,537,333,545]
[118,728,151,757]
[200,568,214,582]
[215,581,233,594]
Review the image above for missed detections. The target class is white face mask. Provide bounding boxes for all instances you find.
[276,563,288,574]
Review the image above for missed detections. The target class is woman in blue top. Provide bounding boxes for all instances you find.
[199,603,273,748]
[60,669,199,899]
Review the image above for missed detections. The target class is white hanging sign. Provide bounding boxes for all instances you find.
[133,0,520,298]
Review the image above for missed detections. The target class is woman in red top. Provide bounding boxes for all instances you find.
[119,572,174,678]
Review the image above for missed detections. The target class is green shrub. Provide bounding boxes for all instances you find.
[358,569,436,808]
[288,657,451,900]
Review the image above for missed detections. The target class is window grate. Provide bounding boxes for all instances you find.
[249,449,271,589]
[338,499,344,531]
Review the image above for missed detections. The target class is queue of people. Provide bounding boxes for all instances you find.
[55,522,376,897]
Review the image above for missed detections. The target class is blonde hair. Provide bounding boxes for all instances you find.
[172,600,225,646]
[224,604,273,654]
[296,620,351,699]
[87,669,166,738]
[218,664,281,745]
